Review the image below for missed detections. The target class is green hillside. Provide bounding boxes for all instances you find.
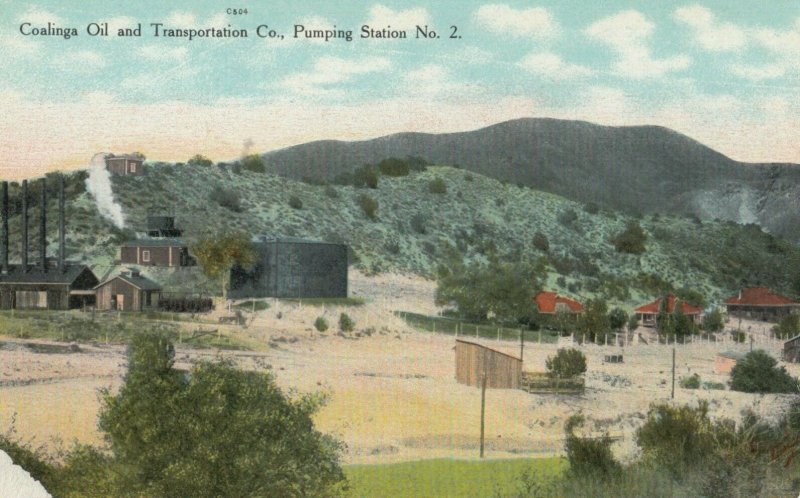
[5,163,799,309]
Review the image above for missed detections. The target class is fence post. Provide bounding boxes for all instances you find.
[539,330,542,344]
[605,333,608,346]
[497,327,500,342]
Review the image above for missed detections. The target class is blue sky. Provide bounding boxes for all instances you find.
[1,1,798,177]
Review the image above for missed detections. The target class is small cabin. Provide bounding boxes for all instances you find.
[94,269,161,311]
[105,153,145,176]
[120,239,194,267]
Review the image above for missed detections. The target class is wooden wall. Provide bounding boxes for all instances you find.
[455,340,521,389]
[96,278,141,311]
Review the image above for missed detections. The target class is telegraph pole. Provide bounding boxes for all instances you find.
[480,372,487,458]
[671,347,676,400]
[519,329,524,361]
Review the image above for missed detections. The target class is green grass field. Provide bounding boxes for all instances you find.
[345,457,566,498]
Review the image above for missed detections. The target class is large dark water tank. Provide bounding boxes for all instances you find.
[228,237,348,299]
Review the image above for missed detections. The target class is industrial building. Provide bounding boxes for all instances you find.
[119,215,194,267]
[228,236,348,299]
[0,178,99,310]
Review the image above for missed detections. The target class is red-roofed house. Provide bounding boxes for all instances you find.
[534,291,584,315]
[724,287,799,322]
[635,294,703,327]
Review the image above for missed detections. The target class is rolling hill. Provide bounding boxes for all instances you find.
[259,118,800,244]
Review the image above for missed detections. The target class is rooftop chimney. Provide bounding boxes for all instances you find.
[59,174,65,272]
[1,181,8,274]
[40,178,47,273]
[21,180,28,272]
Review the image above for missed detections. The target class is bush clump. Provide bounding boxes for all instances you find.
[339,313,355,332]
[546,348,587,379]
[209,186,243,212]
[564,414,621,478]
[314,316,329,332]
[288,195,303,209]
[240,154,266,173]
[428,177,447,194]
[532,232,549,252]
[357,194,378,220]
[679,373,701,389]
[187,154,213,167]
[729,350,798,393]
[611,221,647,254]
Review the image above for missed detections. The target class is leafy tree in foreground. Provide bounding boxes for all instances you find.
[729,350,798,393]
[564,414,620,478]
[608,307,628,332]
[99,330,346,498]
[578,298,610,343]
[192,232,256,298]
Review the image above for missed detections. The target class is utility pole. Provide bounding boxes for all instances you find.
[671,347,676,400]
[480,371,487,458]
[519,329,524,361]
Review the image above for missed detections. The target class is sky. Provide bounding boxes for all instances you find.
[0,1,798,178]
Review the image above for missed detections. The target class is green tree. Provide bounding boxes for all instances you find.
[729,350,798,393]
[702,308,724,333]
[99,331,346,497]
[772,314,800,340]
[532,232,549,252]
[671,301,696,338]
[339,313,355,332]
[240,153,266,173]
[607,308,628,332]
[187,154,213,167]
[357,194,378,220]
[564,414,620,478]
[627,313,639,333]
[289,195,303,209]
[353,165,379,188]
[314,316,329,332]
[578,298,610,343]
[377,158,410,177]
[192,232,256,298]
[546,348,587,379]
[611,221,647,254]
[428,177,447,194]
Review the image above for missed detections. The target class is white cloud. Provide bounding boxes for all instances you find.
[585,10,691,79]
[364,4,430,31]
[474,4,558,38]
[138,45,188,62]
[517,52,593,79]
[17,7,64,25]
[280,56,391,95]
[730,62,786,81]
[674,5,747,52]
[55,50,106,71]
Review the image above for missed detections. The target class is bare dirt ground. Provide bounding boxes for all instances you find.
[1,273,798,465]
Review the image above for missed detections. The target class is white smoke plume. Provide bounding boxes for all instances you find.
[86,152,125,229]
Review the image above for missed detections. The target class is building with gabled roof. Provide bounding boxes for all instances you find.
[105,153,145,176]
[724,287,799,322]
[534,291,584,314]
[634,294,703,327]
[94,268,162,311]
[120,239,194,267]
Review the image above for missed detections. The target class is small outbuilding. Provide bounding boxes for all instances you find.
[784,335,800,363]
[714,351,745,374]
[105,153,145,176]
[455,339,522,389]
[724,287,799,322]
[634,294,703,327]
[94,269,162,311]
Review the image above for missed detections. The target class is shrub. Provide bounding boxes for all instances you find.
[209,186,242,212]
[546,348,587,379]
[187,154,213,167]
[607,308,628,332]
[428,177,447,194]
[240,154,266,173]
[410,213,428,234]
[377,158,410,177]
[288,195,303,209]
[564,414,620,478]
[702,308,724,333]
[731,330,746,343]
[583,202,600,215]
[353,165,379,189]
[680,373,701,389]
[339,313,355,332]
[612,222,647,254]
[532,232,550,252]
[729,350,798,393]
[357,194,378,220]
[314,316,329,332]
[558,208,579,226]
[324,185,339,199]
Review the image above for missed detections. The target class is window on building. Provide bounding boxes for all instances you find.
[130,162,137,173]
[142,250,150,262]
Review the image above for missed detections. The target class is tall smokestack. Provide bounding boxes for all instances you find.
[59,174,65,272]
[40,178,47,272]
[1,181,8,274]
[21,180,28,272]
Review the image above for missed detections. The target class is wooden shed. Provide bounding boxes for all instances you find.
[105,153,145,176]
[94,269,162,311]
[120,239,194,267]
[784,335,800,363]
[455,339,522,389]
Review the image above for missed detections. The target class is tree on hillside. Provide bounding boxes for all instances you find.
[671,301,696,338]
[187,154,213,167]
[99,330,346,497]
[773,314,800,340]
[192,232,256,298]
[611,221,647,254]
[240,154,266,173]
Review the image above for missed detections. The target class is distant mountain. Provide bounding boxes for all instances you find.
[260,118,800,244]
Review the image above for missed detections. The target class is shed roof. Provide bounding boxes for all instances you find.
[724,287,799,307]
[455,339,522,362]
[0,264,95,285]
[534,291,584,314]
[121,239,187,248]
[635,294,703,315]
[96,273,162,291]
